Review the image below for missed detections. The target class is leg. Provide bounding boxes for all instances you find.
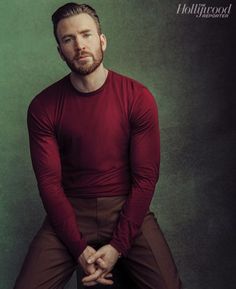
[122,211,183,289]
[14,217,77,289]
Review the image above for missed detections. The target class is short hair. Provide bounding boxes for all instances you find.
[52,2,102,44]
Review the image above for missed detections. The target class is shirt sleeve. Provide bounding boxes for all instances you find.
[110,87,160,256]
[27,98,87,260]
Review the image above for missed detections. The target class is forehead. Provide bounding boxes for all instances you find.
[57,13,98,37]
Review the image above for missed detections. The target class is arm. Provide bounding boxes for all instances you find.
[110,87,160,256]
[27,98,87,260]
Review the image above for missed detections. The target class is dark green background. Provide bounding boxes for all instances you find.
[0,1,235,288]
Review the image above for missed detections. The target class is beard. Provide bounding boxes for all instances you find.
[62,43,104,76]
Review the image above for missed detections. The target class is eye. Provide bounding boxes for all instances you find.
[63,37,72,44]
[83,33,92,38]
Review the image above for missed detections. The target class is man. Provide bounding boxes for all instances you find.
[14,3,183,289]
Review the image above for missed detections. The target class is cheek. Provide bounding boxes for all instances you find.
[61,46,75,58]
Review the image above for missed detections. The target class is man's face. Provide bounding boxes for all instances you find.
[56,13,106,75]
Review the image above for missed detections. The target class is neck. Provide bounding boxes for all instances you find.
[70,64,108,93]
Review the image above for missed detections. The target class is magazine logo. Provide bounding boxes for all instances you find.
[176,3,232,18]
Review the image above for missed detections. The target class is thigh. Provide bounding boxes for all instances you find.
[122,212,183,289]
[14,217,77,289]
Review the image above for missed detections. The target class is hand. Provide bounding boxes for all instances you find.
[82,244,120,285]
[78,245,113,286]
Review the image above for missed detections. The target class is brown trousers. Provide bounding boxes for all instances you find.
[14,196,183,289]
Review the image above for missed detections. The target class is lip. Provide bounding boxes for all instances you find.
[75,55,91,60]
[80,56,90,59]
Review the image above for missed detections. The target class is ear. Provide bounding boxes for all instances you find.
[57,46,65,61]
[100,34,107,52]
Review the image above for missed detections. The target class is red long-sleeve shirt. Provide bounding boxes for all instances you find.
[27,70,160,259]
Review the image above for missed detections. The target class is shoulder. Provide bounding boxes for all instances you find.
[110,70,155,100]
[109,70,146,92]
[110,71,157,113]
[28,75,69,113]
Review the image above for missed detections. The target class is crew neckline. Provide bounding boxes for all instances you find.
[66,70,112,97]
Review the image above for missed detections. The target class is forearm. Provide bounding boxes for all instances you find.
[38,181,87,259]
[110,169,159,256]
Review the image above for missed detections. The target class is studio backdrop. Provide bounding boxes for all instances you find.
[0,1,234,289]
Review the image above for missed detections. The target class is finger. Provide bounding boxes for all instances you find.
[82,268,103,283]
[87,251,103,264]
[97,277,114,285]
[85,264,96,275]
[96,257,107,269]
[83,280,98,286]
[101,272,113,279]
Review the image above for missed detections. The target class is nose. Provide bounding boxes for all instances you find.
[74,35,85,51]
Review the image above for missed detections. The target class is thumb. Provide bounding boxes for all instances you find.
[87,251,103,264]
[96,257,107,269]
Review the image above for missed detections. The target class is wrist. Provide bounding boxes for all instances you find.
[109,239,126,257]
[109,244,122,258]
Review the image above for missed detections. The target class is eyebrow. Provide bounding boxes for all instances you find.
[61,29,93,40]
[80,29,93,34]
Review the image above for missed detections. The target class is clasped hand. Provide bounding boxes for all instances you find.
[78,244,120,287]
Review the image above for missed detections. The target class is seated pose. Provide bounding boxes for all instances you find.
[14,3,183,289]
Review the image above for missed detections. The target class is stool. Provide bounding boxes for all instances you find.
[76,259,137,289]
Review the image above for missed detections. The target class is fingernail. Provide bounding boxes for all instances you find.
[88,258,92,263]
